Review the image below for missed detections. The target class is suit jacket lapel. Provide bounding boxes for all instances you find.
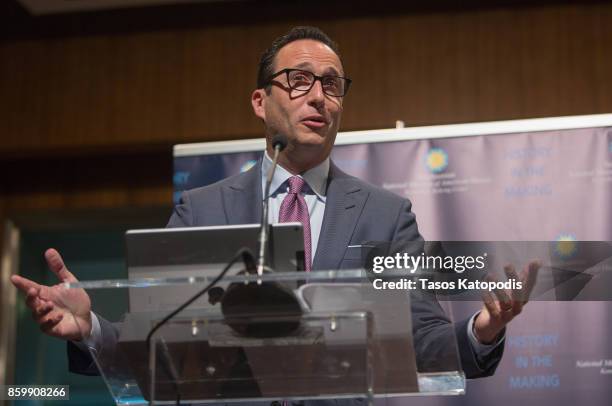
[221,160,262,225]
[312,163,370,271]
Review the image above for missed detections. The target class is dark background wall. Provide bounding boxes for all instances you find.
[0,0,611,398]
[1,0,611,227]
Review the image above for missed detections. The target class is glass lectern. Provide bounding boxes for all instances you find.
[63,270,465,405]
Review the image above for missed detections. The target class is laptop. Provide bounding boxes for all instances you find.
[125,223,305,313]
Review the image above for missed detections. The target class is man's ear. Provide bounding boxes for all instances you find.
[251,89,266,120]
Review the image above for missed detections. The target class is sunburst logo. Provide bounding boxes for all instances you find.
[240,159,257,173]
[554,234,578,259]
[425,148,449,173]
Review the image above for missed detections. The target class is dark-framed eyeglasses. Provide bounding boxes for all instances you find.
[266,68,352,97]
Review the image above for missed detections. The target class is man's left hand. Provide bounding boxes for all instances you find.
[473,260,541,344]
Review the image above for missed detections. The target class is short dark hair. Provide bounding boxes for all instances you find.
[256,26,341,90]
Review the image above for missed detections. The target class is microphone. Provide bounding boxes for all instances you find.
[221,133,303,338]
[271,133,289,151]
[256,133,287,276]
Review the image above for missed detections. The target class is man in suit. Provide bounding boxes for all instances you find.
[11,25,537,393]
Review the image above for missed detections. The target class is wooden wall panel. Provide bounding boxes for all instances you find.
[2,186,171,212]
[1,3,612,156]
[0,149,173,209]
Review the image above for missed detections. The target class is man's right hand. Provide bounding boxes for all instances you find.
[10,248,92,342]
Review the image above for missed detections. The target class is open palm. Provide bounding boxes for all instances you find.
[11,248,92,341]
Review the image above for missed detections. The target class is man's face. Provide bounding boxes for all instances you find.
[252,39,345,163]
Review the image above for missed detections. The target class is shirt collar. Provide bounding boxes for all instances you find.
[261,151,329,200]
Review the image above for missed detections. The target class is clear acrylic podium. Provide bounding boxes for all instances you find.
[64,270,465,405]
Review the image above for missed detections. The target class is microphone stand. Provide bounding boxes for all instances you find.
[221,134,302,338]
[256,138,284,277]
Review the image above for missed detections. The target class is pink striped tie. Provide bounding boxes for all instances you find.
[279,176,312,272]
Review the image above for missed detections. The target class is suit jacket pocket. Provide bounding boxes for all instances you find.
[339,245,367,269]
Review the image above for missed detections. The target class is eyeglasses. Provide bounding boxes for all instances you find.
[266,68,352,97]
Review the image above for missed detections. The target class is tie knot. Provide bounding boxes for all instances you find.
[286,176,306,194]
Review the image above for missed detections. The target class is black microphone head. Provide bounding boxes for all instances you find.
[241,248,257,274]
[221,277,302,338]
[272,133,288,151]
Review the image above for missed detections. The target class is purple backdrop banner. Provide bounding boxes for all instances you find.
[173,119,612,405]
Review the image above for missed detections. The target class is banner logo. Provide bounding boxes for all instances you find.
[425,148,449,173]
[173,171,190,186]
[240,160,258,173]
[554,234,578,259]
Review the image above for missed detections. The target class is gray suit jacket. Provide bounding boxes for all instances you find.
[68,160,503,400]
